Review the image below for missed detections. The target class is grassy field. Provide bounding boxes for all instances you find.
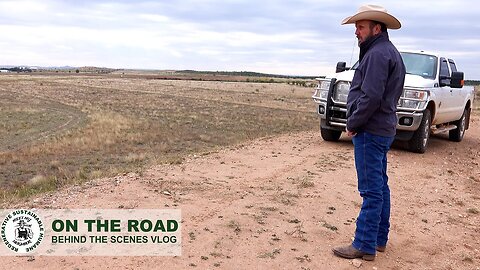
[0,74,317,201]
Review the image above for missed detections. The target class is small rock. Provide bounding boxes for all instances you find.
[352,259,362,268]
[467,208,479,214]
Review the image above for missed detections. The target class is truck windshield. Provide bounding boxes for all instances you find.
[400,52,437,79]
[350,52,437,79]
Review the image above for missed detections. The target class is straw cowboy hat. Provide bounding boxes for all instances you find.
[341,4,401,29]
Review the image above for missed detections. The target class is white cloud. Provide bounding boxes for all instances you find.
[0,0,478,78]
[0,0,48,14]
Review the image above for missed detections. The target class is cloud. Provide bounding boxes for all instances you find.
[0,0,478,78]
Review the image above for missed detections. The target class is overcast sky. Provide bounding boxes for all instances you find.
[1,0,479,79]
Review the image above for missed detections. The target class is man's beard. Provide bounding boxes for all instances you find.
[357,25,378,46]
[357,33,373,47]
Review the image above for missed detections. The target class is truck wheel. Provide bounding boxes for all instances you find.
[408,109,431,153]
[320,127,342,141]
[449,108,467,142]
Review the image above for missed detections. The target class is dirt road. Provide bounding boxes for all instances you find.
[1,114,479,269]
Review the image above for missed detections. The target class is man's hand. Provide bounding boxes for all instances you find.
[346,128,357,137]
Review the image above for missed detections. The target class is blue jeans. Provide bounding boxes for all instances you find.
[351,131,394,254]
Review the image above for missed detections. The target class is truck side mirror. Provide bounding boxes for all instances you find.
[336,62,348,73]
[450,71,464,88]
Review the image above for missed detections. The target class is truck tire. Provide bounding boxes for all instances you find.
[449,108,467,142]
[320,127,342,141]
[408,109,431,154]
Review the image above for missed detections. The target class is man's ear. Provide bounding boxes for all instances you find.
[373,24,382,35]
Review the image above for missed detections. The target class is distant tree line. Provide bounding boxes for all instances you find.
[178,70,319,80]
[465,80,480,86]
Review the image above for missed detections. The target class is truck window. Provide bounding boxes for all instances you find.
[448,59,457,72]
[400,52,437,79]
[440,57,450,85]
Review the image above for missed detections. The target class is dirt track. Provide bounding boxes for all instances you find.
[1,114,479,269]
[0,98,86,152]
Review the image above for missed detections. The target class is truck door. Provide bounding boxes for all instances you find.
[447,59,465,120]
[434,57,452,123]
[438,58,457,122]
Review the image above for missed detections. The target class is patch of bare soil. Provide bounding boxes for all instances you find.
[1,114,479,269]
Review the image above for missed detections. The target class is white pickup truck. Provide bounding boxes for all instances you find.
[312,50,475,153]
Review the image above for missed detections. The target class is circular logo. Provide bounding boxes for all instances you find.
[1,209,44,253]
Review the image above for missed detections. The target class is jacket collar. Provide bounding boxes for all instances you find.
[359,32,389,62]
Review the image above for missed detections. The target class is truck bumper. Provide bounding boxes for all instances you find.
[396,111,424,131]
[315,101,327,120]
[316,102,424,141]
[316,103,424,132]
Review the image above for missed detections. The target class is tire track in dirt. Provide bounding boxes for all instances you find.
[0,98,87,152]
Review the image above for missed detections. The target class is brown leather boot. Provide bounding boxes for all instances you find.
[376,245,386,252]
[332,244,375,261]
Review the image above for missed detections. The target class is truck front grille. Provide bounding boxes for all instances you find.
[328,105,347,127]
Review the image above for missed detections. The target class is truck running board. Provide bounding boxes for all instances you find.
[431,124,457,134]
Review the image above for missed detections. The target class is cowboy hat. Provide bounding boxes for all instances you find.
[341,4,401,29]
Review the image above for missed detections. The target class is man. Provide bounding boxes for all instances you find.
[15,219,33,241]
[332,5,406,261]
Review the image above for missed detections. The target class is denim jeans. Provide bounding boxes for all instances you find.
[351,131,394,254]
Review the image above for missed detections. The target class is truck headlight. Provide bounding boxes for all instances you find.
[318,89,328,100]
[333,81,350,103]
[398,88,429,110]
[399,100,427,109]
[313,80,331,101]
[318,80,331,90]
[404,90,428,100]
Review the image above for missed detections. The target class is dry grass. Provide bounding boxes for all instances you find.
[297,175,315,188]
[0,74,317,202]
[258,248,281,259]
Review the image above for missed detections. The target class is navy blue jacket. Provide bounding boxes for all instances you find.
[346,32,406,137]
